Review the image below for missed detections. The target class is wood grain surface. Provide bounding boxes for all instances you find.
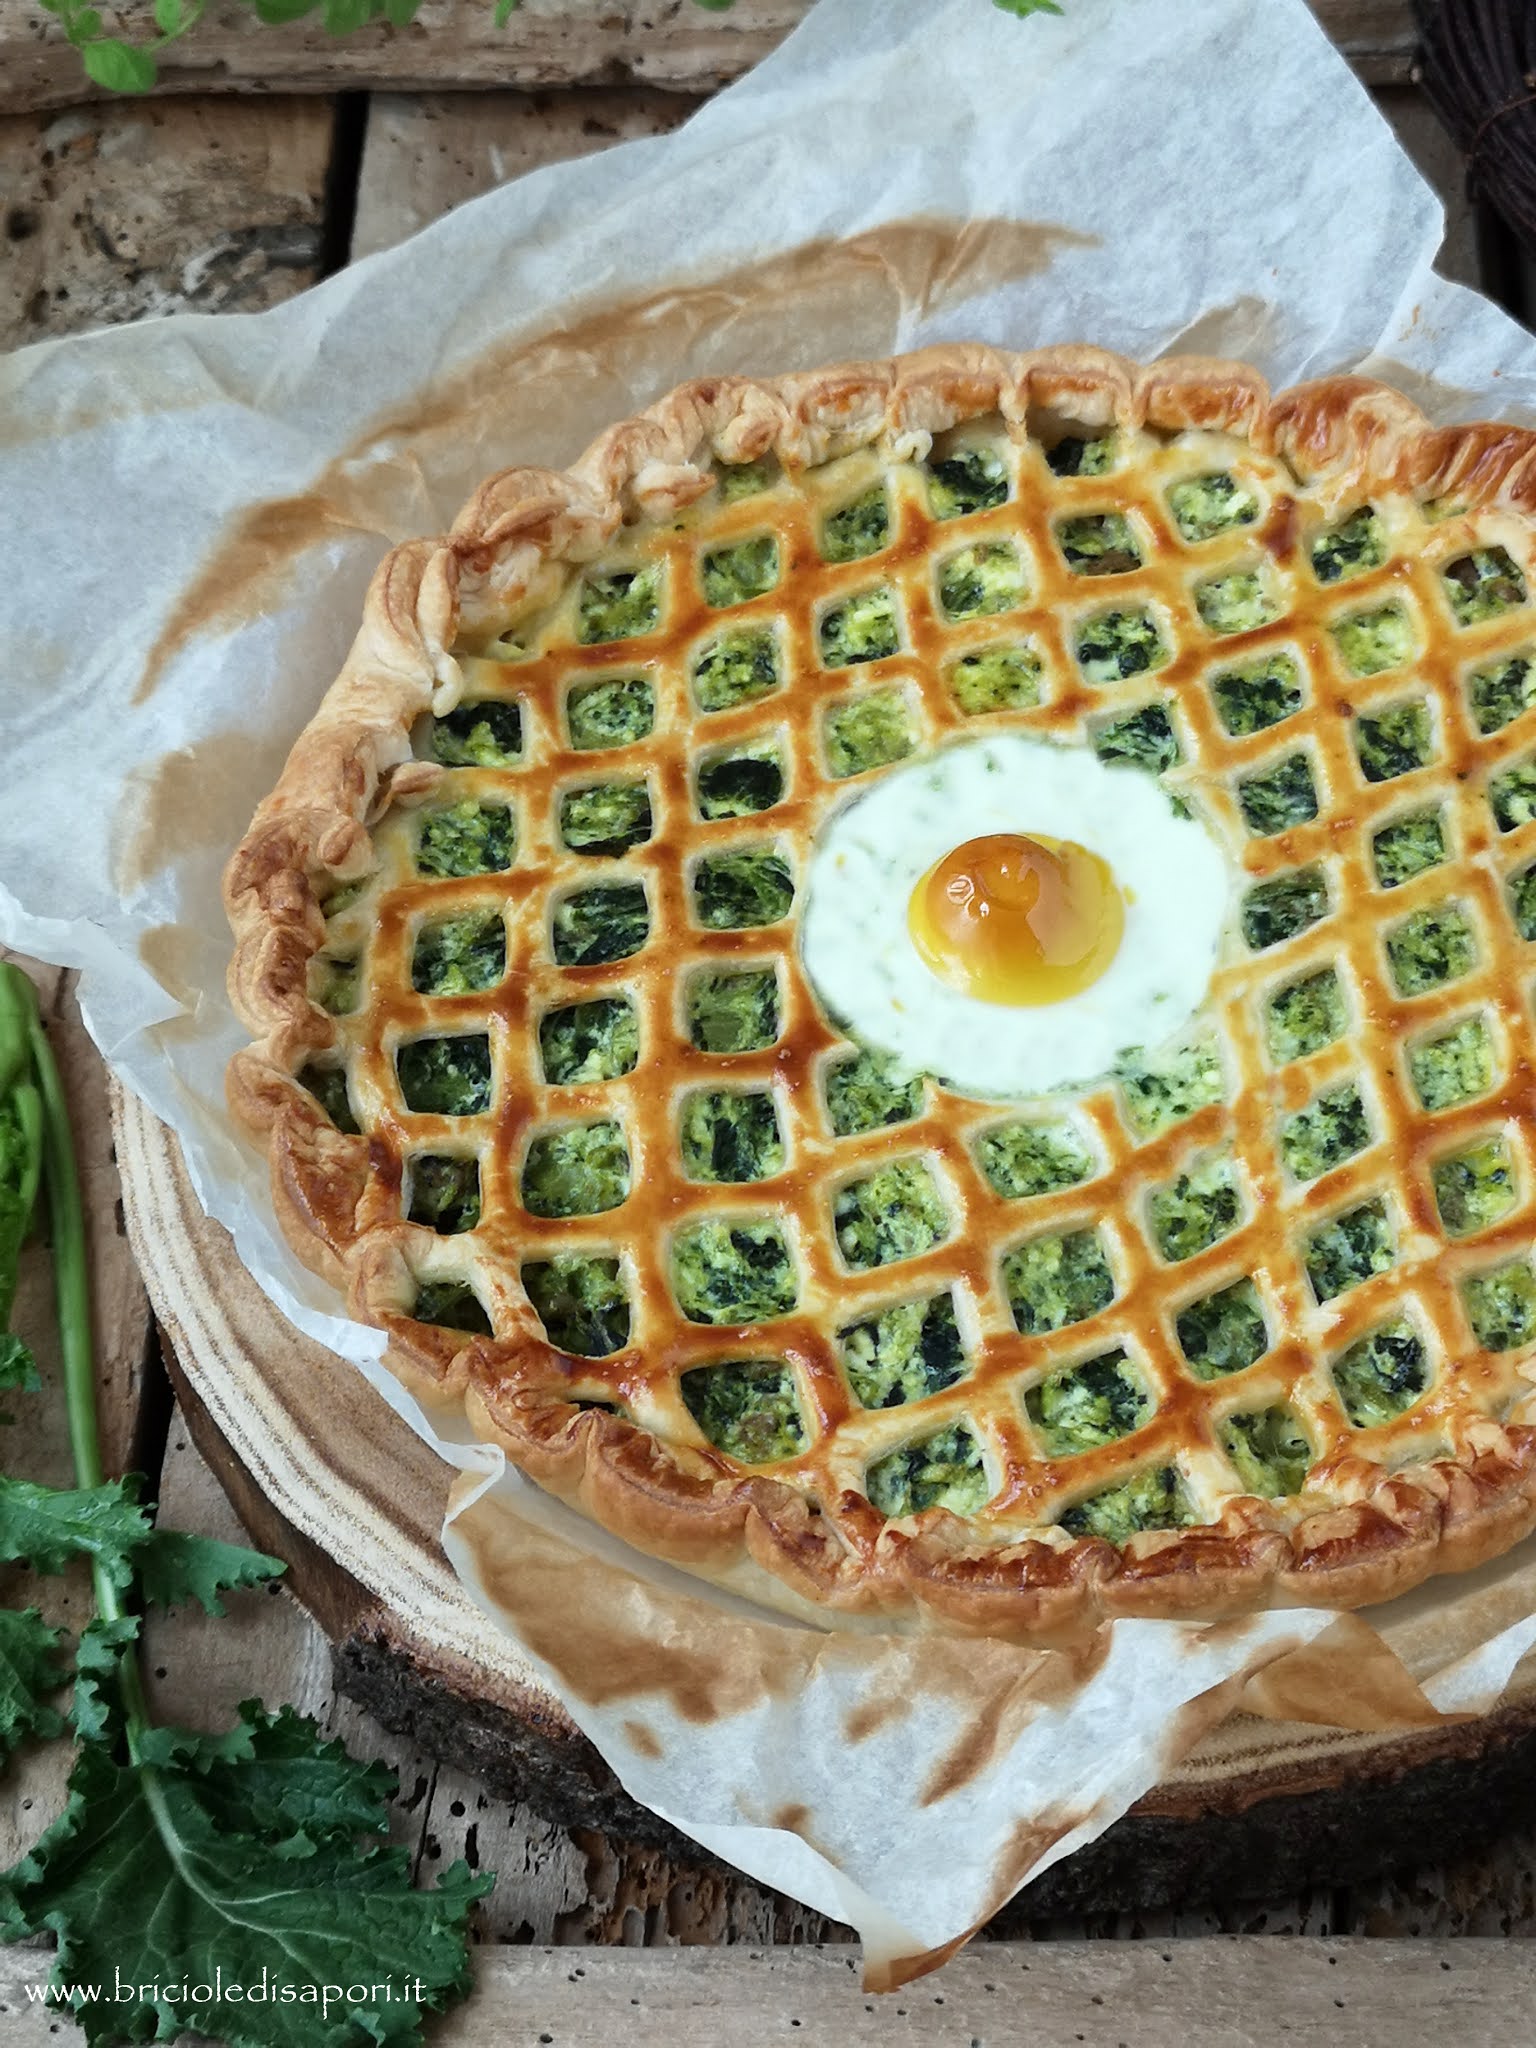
[0,0,1418,118]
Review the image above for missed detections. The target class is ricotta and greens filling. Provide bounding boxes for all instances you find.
[947,643,1043,716]
[1175,1277,1268,1379]
[566,674,655,750]
[682,1360,803,1464]
[558,780,654,857]
[834,1160,950,1272]
[1026,1348,1147,1455]
[1305,1198,1393,1303]
[1432,1136,1517,1237]
[1237,752,1318,837]
[412,1279,491,1336]
[1331,1318,1428,1427]
[938,541,1028,620]
[522,1254,631,1356]
[696,743,784,819]
[692,627,781,713]
[1115,1035,1224,1139]
[975,1118,1093,1200]
[539,996,640,1085]
[1093,703,1181,780]
[823,688,917,779]
[1311,507,1386,585]
[432,698,522,767]
[416,800,515,880]
[1279,1083,1371,1183]
[1386,903,1477,998]
[1462,1258,1536,1351]
[408,1154,482,1235]
[839,1291,966,1410]
[1331,602,1415,678]
[1221,1405,1311,1497]
[679,1088,784,1184]
[1372,808,1446,889]
[521,1120,631,1219]
[701,536,779,608]
[819,587,901,668]
[1056,512,1140,579]
[824,1046,923,1137]
[924,446,1008,521]
[1241,865,1328,951]
[1060,1465,1192,1541]
[1167,470,1258,543]
[671,1219,798,1324]
[1147,1152,1241,1264]
[578,564,661,644]
[299,1062,359,1135]
[820,487,890,564]
[1075,606,1168,685]
[397,1034,492,1117]
[1354,700,1432,783]
[1409,1015,1493,1112]
[552,883,650,967]
[866,1423,990,1518]
[687,968,780,1055]
[1265,968,1347,1064]
[1003,1228,1116,1335]
[412,909,506,995]
[693,849,795,929]
[1442,547,1527,627]
[1195,568,1277,636]
[1210,652,1304,735]
[1490,757,1536,832]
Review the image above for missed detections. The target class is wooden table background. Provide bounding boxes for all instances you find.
[6,4,1536,2036]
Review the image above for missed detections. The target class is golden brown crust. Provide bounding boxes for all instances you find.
[226,343,1536,1640]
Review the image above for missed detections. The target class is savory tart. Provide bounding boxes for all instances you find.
[227,344,1536,1638]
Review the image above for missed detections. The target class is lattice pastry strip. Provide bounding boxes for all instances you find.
[226,345,1536,1638]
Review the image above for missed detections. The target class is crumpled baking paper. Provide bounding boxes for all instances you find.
[6,0,1536,1981]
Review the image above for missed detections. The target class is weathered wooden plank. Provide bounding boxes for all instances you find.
[0,1937,1528,2045]
[352,87,703,263]
[0,97,334,351]
[0,0,1418,118]
[0,956,154,1868]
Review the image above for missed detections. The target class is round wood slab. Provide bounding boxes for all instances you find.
[112,1083,1536,1917]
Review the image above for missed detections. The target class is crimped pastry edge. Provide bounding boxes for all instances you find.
[223,341,1536,1642]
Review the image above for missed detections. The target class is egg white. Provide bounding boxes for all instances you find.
[800,734,1230,1102]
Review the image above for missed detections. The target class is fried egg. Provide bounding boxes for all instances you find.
[800,735,1230,1101]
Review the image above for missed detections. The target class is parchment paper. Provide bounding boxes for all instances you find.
[7,0,1536,1981]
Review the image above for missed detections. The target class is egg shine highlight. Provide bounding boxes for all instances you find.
[909,832,1125,1007]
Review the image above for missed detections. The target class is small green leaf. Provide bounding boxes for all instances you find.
[0,1474,151,1586]
[0,1332,39,1398]
[383,0,422,20]
[493,0,518,22]
[322,0,378,31]
[992,0,1064,13]
[136,1528,285,1615]
[71,4,102,32]
[81,39,158,90]
[153,0,199,35]
[252,0,322,21]
[70,1616,139,1747]
[0,1608,67,1761]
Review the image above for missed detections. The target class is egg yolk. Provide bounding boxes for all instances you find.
[908,833,1125,1006]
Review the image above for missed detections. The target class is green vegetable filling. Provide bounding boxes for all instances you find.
[1027,1348,1147,1458]
[1056,512,1141,577]
[693,627,782,713]
[819,587,900,667]
[567,675,655,750]
[681,1360,804,1465]
[696,743,784,819]
[298,1063,359,1135]
[321,877,368,917]
[925,445,1008,520]
[701,535,779,608]
[1168,470,1259,543]
[975,1118,1093,1200]
[1210,652,1303,735]
[671,1218,798,1325]
[680,1090,784,1184]
[552,883,650,967]
[1355,701,1432,783]
[411,1279,491,1337]
[1116,1036,1224,1139]
[825,1046,924,1137]
[1003,1228,1116,1336]
[821,487,891,564]
[1304,1198,1393,1302]
[1409,1016,1493,1112]
[1443,547,1527,626]
[1241,866,1328,951]
[415,799,515,879]
[834,1160,949,1272]
[840,1292,966,1410]
[1470,654,1536,735]
[1332,1319,1428,1428]
[1221,1406,1311,1498]
[939,541,1028,619]
[688,968,779,1054]
[1462,1259,1536,1351]
[1266,968,1347,1064]
[407,1154,481,1235]
[521,1121,630,1219]
[717,456,779,502]
[1311,507,1387,585]
[1197,568,1278,636]
[538,996,639,1085]
[1060,1466,1193,1542]
[1148,1153,1241,1264]
[314,955,359,1016]
[1432,1136,1517,1237]
[412,909,505,995]
[693,849,794,929]
[1094,703,1181,778]
[1175,1278,1268,1380]
[1280,1083,1371,1183]
[523,1254,630,1356]
[558,780,653,858]
[1046,433,1117,477]
[1490,758,1536,832]
[1331,603,1414,677]
[1373,808,1446,889]
[1509,862,1536,940]
[1075,607,1168,685]
[1238,752,1318,836]
[578,564,662,644]
[867,1424,990,1519]
[432,698,522,767]
[397,1034,492,1117]
[1386,903,1477,997]
[823,688,917,778]
[947,643,1043,715]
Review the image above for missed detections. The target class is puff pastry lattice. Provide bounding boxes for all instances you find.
[226,345,1536,1637]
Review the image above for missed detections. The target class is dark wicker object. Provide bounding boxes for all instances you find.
[1416,0,1536,256]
